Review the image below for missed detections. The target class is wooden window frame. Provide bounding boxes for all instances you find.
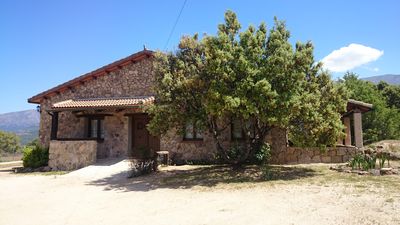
[87,116,105,141]
[183,121,203,141]
[231,119,256,140]
[231,119,245,140]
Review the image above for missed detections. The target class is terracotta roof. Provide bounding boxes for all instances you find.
[51,96,155,111]
[28,49,154,104]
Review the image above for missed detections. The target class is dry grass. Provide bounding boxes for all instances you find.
[156,161,400,193]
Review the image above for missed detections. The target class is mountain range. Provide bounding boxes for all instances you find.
[362,74,400,85]
[0,109,40,145]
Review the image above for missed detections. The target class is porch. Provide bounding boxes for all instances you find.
[47,96,160,170]
[337,99,373,148]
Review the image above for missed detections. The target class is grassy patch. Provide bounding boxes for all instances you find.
[156,162,400,192]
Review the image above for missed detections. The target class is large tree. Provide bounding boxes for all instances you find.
[0,130,21,155]
[148,11,348,164]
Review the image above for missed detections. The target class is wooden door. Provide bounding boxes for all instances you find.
[131,114,160,158]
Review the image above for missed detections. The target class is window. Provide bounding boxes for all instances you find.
[88,118,105,139]
[184,121,203,140]
[231,119,244,139]
[231,119,255,140]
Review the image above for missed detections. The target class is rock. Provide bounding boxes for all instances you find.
[42,166,52,172]
[357,171,369,175]
[311,155,321,163]
[331,156,343,163]
[321,156,331,163]
[380,168,393,175]
[369,169,381,176]
[297,155,311,164]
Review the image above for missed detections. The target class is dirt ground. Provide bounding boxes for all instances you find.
[0,159,399,225]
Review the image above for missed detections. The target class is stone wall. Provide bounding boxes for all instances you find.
[39,57,154,148]
[160,127,288,163]
[270,145,359,164]
[160,130,222,163]
[49,140,97,170]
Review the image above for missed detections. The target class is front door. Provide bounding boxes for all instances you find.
[131,114,160,158]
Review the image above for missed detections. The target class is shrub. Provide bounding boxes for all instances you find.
[349,150,389,171]
[22,145,49,168]
[254,142,271,164]
[129,159,157,177]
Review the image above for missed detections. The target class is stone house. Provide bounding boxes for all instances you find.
[28,49,372,170]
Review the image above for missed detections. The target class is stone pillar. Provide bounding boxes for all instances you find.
[343,116,352,146]
[353,110,363,148]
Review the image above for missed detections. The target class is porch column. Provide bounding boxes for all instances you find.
[343,116,352,146]
[50,112,59,140]
[353,110,363,148]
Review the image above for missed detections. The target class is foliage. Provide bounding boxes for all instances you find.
[340,73,400,143]
[0,130,21,155]
[129,159,157,177]
[221,142,270,165]
[148,10,348,164]
[22,144,49,168]
[25,138,39,148]
[378,81,400,109]
[253,142,271,164]
[349,150,389,170]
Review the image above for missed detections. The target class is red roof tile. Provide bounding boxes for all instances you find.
[51,96,155,110]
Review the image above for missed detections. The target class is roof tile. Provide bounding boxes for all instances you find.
[52,96,155,110]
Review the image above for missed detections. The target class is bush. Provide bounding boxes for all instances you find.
[129,159,157,177]
[217,142,272,165]
[349,149,390,171]
[22,145,49,168]
[253,142,271,164]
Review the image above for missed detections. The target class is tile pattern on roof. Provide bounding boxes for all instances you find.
[52,96,155,109]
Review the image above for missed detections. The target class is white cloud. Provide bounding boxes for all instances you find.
[321,44,383,72]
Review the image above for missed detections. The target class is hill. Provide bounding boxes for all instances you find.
[362,74,400,85]
[0,109,40,145]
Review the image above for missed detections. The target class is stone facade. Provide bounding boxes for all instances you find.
[31,50,366,170]
[270,146,359,164]
[49,140,97,170]
[38,57,154,161]
[161,127,288,163]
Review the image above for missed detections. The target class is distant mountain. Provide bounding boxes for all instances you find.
[362,74,400,85]
[0,110,40,145]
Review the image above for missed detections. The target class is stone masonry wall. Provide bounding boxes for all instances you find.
[270,146,359,164]
[39,57,154,151]
[49,140,97,170]
[160,127,287,163]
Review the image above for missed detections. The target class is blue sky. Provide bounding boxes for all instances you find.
[0,0,399,113]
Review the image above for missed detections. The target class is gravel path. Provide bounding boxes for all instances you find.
[0,160,399,225]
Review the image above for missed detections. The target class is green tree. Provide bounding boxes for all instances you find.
[378,81,400,109]
[148,11,348,164]
[0,130,21,155]
[341,72,400,143]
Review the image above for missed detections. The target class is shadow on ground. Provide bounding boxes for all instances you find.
[86,164,320,192]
